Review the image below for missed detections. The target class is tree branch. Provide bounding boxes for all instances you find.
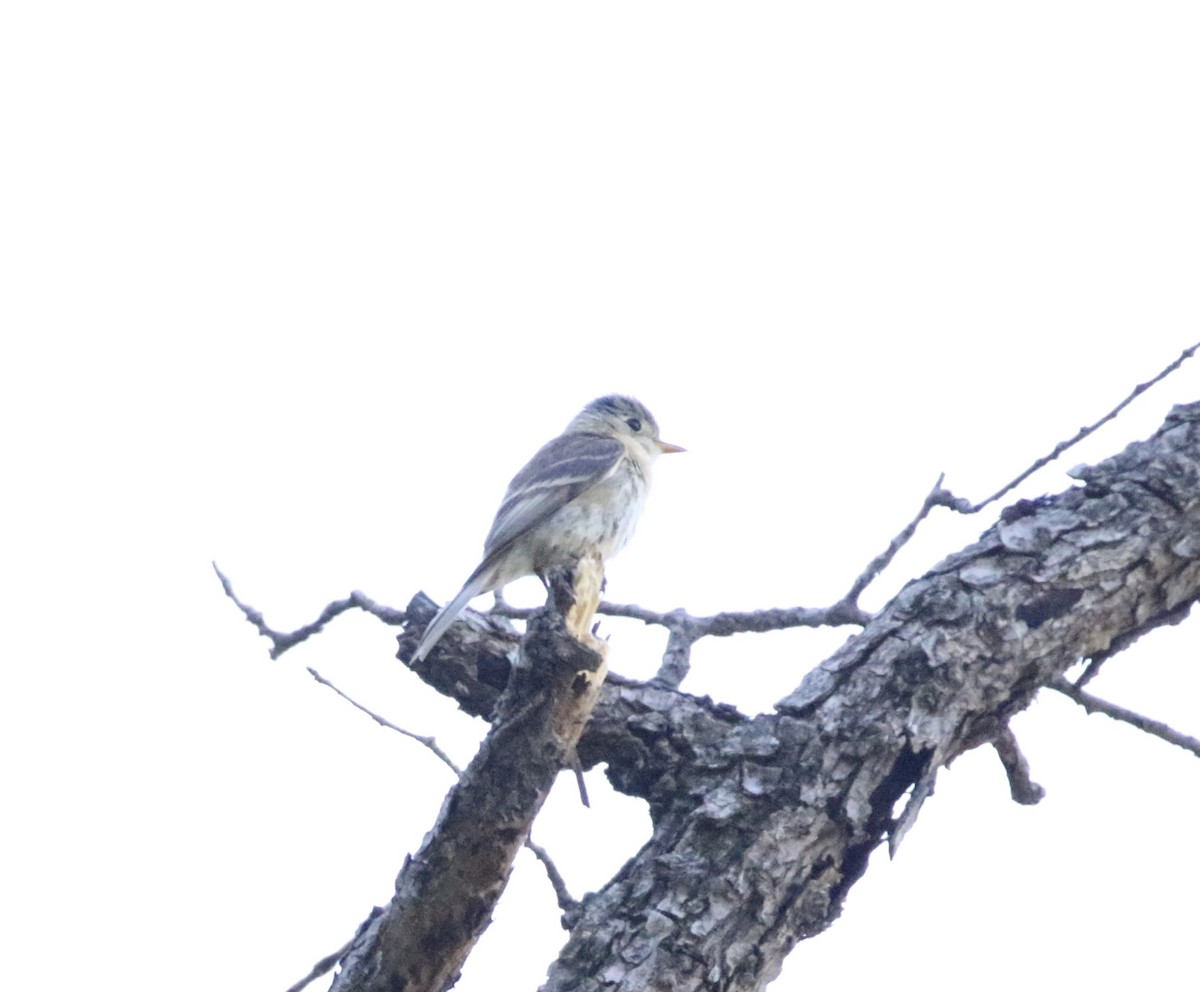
[285,935,359,992]
[965,341,1199,513]
[331,603,608,992]
[525,836,581,925]
[652,625,695,689]
[842,473,971,605]
[991,725,1046,805]
[218,347,1196,669]
[494,597,873,637]
[540,400,1200,991]
[213,562,405,659]
[1049,676,1200,759]
[303,665,580,931]
[219,357,1200,992]
[305,666,462,776]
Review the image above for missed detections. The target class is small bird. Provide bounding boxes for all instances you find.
[412,395,684,662]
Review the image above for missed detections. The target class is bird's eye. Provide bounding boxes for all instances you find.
[626,417,642,432]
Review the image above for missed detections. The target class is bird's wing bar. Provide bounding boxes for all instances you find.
[482,432,623,556]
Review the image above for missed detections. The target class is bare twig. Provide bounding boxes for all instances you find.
[490,597,871,635]
[526,836,581,923]
[285,934,358,992]
[625,599,872,634]
[304,667,579,923]
[306,667,462,776]
[1050,676,1200,759]
[967,342,1199,513]
[842,474,972,606]
[991,725,1046,805]
[214,562,405,659]
[585,473,973,654]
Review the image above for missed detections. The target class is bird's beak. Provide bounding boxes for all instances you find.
[656,440,686,454]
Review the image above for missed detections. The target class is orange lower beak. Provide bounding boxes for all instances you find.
[656,440,686,454]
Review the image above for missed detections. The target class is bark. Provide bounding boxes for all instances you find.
[383,401,1200,992]
[331,564,608,992]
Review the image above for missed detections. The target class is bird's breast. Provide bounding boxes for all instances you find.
[529,456,649,569]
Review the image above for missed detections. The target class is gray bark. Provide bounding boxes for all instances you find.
[376,401,1200,992]
[331,602,607,992]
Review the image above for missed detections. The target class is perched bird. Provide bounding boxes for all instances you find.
[412,395,683,662]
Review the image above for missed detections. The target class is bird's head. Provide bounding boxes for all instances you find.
[567,394,685,459]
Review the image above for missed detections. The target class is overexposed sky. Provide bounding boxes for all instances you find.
[4,4,1200,990]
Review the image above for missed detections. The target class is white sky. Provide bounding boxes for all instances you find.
[4,4,1200,990]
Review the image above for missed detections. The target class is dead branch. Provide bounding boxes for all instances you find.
[303,665,579,929]
[525,836,581,924]
[1050,676,1200,759]
[214,562,405,659]
[218,351,1200,992]
[306,666,462,776]
[991,725,1046,805]
[652,626,695,689]
[330,606,607,992]
[842,474,971,605]
[494,596,873,635]
[540,401,1200,992]
[218,569,868,675]
[285,934,359,992]
[965,341,1198,513]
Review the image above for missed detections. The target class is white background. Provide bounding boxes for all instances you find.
[4,4,1200,990]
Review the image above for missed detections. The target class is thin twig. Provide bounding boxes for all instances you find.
[285,934,358,992]
[1050,676,1200,759]
[306,667,462,775]
[219,567,868,679]
[213,562,406,659]
[491,598,872,634]
[967,342,1199,513]
[611,600,867,634]
[842,474,971,606]
[306,667,579,921]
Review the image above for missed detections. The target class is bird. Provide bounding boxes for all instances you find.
[412,394,684,662]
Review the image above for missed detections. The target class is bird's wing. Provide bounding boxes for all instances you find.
[482,432,624,557]
[414,432,622,663]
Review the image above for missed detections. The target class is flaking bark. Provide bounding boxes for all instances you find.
[330,579,608,992]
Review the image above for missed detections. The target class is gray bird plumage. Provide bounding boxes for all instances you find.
[412,395,682,662]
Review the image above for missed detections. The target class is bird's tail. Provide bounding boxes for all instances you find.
[412,571,492,662]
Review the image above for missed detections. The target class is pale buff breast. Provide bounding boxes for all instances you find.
[523,452,650,573]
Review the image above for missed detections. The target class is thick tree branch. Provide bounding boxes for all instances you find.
[303,665,580,945]
[330,601,607,992]
[537,400,1200,991]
